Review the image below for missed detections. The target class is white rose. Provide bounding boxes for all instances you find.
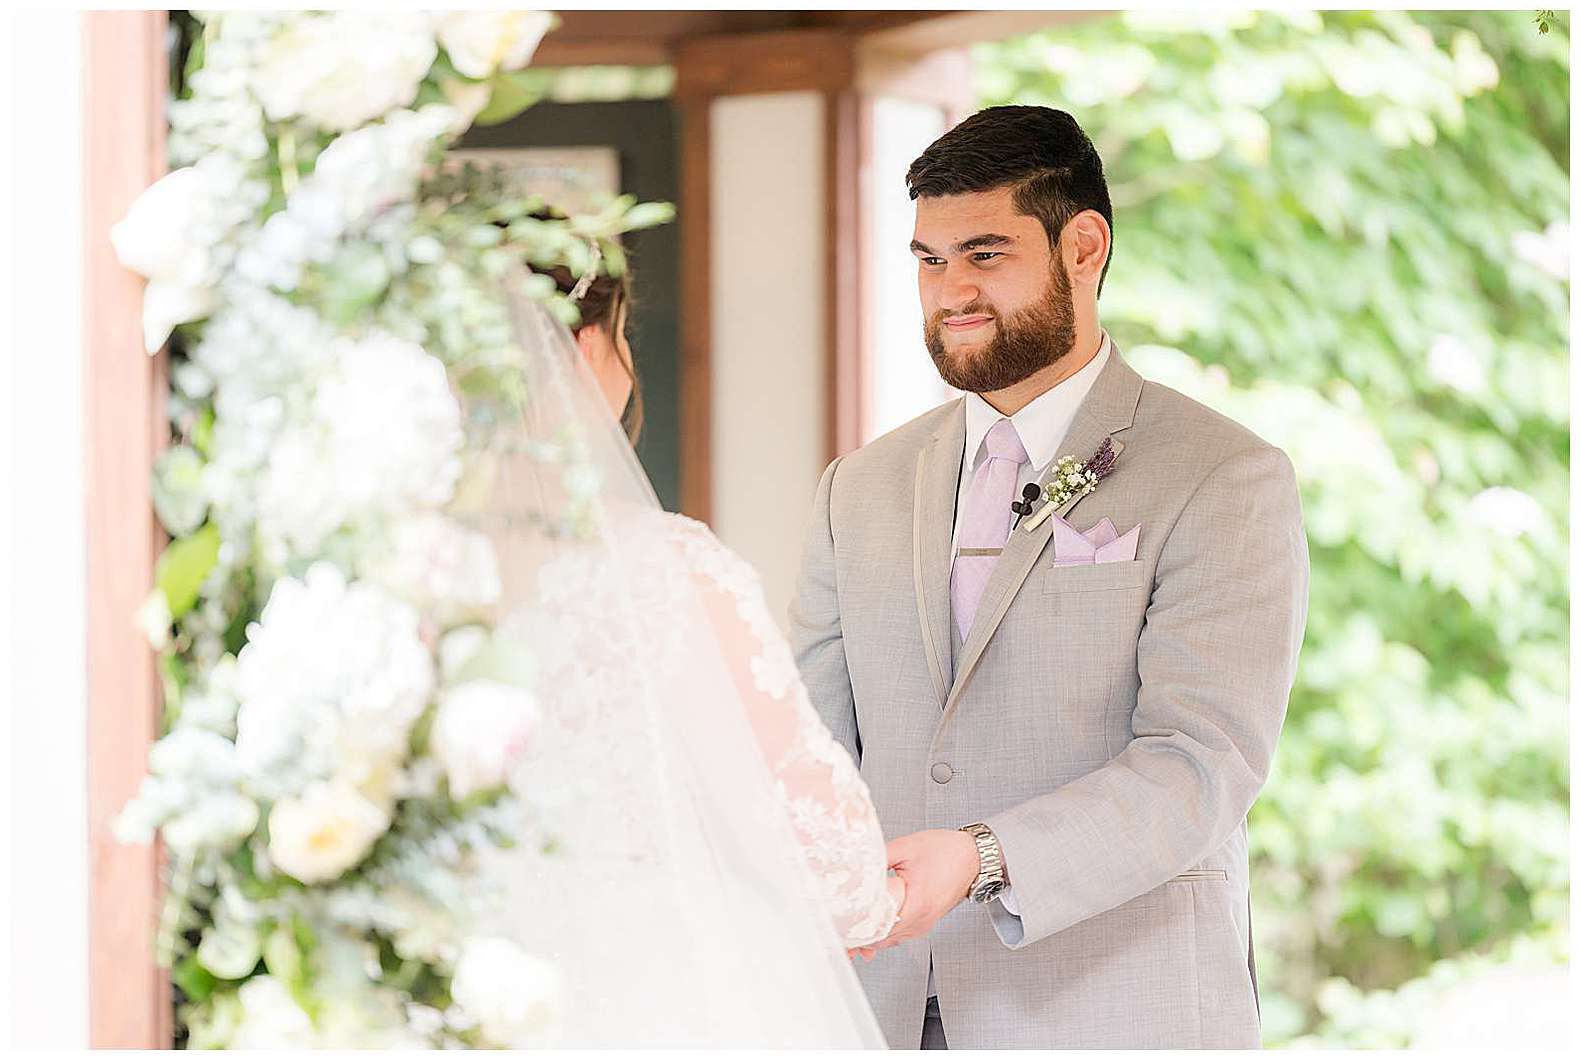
[266,779,390,884]
[110,167,215,284]
[435,11,552,79]
[110,166,223,352]
[250,12,436,132]
[430,680,538,799]
[450,937,562,1047]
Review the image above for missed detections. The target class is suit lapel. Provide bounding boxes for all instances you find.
[938,347,1146,727]
[912,400,965,710]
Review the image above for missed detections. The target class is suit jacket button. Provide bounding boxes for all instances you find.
[930,762,953,784]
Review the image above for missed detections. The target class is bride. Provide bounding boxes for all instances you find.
[448,257,902,1047]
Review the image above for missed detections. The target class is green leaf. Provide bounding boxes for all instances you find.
[472,71,541,127]
[152,445,209,537]
[320,243,391,326]
[171,953,218,1003]
[155,522,221,619]
[191,406,215,457]
[451,636,535,688]
[620,202,677,231]
[262,923,304,986]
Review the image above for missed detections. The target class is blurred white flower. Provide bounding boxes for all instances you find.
[435,11,552,79]
[150,726,244,786]
[267,778,391,884]
[309,107,456,227]
[164,792,260,854]
[430,680,539,799]
[450,937,562,1047]
[250,12,437,132]
[196,917,263,979]
[257,333,462,556]
[233,106,456,294]
[363,512,501,625]
[234,562,434,794]
[1426,334,1486,394]
[109,162,252,351]
[230,975,315,1048]
[135,589,174,651]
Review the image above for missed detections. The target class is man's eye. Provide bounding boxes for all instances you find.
[922,257,946,267]
[971,252,1002,263]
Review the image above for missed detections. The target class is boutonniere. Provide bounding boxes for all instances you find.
[1022,436,1119,533]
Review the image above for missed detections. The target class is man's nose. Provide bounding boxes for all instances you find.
[937,268,979,311]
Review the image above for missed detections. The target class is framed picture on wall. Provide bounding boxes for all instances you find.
[444,145,621,215]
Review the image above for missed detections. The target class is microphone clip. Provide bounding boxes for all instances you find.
[1009,482,1043,531]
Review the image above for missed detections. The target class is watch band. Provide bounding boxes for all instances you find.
[959,822,1006,902]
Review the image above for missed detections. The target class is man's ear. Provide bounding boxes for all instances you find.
[1063,210,1111,287]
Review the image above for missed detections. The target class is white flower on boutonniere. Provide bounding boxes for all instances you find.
[1024,437,1120,532]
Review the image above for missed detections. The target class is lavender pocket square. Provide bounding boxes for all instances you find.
[1050,514,1140,566]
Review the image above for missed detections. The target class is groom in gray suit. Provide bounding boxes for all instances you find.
[788,106,1309,1048]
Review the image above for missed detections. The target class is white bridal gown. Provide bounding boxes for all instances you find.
[475,509,899,1047]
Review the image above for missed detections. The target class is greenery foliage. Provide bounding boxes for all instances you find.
[978,9,1569,1047]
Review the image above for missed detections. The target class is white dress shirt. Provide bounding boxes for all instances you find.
[938,331,1110,965]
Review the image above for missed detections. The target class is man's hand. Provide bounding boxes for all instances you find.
[847,875,908,961]
[867,829,981,952]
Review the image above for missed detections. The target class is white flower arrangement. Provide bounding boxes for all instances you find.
[110,9,675,1048]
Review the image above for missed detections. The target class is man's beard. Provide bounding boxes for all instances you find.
[924,256,1077,393]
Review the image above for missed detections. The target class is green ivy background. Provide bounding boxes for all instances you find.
[978,9,1569,1048]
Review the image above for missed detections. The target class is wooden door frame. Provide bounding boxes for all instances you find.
[82,9,171,1049]
[672,30,975,522]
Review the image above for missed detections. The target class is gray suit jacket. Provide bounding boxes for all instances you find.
[788,347,1309,1048]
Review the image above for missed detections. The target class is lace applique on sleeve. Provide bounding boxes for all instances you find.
[666,515,899,948]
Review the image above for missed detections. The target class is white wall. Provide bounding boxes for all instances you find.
[709,93,828,625]
[3,10,91,1049]
[865,98,957,443]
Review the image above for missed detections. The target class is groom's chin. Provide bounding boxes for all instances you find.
[930,345,998,391]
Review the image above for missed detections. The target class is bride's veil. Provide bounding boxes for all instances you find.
[446,266,887,1047]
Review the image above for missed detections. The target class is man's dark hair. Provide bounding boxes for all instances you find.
[906,105,1114,293]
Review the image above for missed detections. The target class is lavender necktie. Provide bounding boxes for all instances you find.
[951,418,1028,641]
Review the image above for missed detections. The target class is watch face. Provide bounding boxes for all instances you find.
[972,879,1007,904]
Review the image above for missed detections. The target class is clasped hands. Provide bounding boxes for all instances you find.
[848,828,982,962]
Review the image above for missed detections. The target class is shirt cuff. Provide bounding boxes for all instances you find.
[997,885,1021,917]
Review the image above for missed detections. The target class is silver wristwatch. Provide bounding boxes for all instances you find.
[959,822,1008,904]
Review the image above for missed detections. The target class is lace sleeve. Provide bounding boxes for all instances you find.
[667,516,900,948]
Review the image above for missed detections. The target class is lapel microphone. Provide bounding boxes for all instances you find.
[1009,482,1042,531]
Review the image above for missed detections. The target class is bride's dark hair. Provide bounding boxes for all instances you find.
[507,209,644,444]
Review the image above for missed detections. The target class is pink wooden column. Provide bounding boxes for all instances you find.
[82,10,171,1048]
